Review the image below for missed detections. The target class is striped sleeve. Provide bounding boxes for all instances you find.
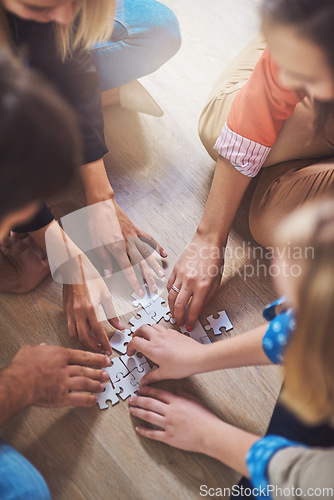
[214,124,271,177]
[214,49,303,177]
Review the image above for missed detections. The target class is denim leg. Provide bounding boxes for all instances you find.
[91,0,181,91]
[0,440,51,500]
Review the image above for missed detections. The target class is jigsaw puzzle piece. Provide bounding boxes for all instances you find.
[145,296,176,324]
[131,283,159,309]
[96,382,119,410]
[113,373,140,400]
[180,320,211,344]
[109,329,132,355]
[120,352,151,374]
[129,309,155,333]
[204,311,233,336]
[105,356,130,385]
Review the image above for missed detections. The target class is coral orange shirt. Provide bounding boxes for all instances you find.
[214,49,303,176]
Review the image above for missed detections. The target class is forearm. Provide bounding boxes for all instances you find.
[202,418,259,477]
[197,156,251,245]
[80,158,114,204]
[196,324,271,374]
[0,363,33,427]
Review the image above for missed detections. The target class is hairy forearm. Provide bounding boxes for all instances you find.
[80,158,114,204]
[196,324,270,374]
[0,363,33,427]
[197,156,251,245]
[202,419,259,477]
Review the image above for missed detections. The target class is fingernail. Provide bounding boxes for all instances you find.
[99,384,105,391]
[103,269,112,279]
[128,397,134,403]
[118,322,125,330]
[139,289,145,297]
[105,357,111,366]
[152,285,158,292]
[158,270,165,278]
[140,380,147,386]
[102,372,109,380]
[105,350,111,356]
[187,325,192,332]
[161,251,167,258]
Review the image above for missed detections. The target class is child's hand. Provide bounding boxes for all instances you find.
[129,386,220,453]
[127,324,205,384]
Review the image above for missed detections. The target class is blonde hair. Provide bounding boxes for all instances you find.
[0,0,116,61]
[275,199,334,425]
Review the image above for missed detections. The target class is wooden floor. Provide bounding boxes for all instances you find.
[0,1,283,498]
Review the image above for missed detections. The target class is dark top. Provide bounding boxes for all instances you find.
[6,11,108,232]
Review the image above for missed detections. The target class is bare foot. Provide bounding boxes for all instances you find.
[0,234,50,293]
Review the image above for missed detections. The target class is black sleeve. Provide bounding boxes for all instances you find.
[13,204,54,234]
[10,14,108,165]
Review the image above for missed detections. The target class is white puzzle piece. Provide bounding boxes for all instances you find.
[96,382,120,409]
[204,311,233,336]
[120,352,152,375]
[145,296,176,324]
[109,329,132,355]
[105,356,129,385]
[129,309,155,333]
[113,373,141,400]
[180,321,211,344]
[131,284,159,309]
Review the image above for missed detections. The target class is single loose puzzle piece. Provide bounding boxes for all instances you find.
[131,283,159,309]
[113,372,141,400]
[129,309,155,333]
[109,329,132,355]
[145,296,176,324]
[96,382,120,409]
[204,311,233,336]
[180,321,211,344]
[105,356,130,385]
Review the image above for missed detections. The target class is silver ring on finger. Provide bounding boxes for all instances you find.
[171,284,181,294]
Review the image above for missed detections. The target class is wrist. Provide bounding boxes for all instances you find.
[1,361,35,408]
[195,225,227,248]
[85,188,115,205]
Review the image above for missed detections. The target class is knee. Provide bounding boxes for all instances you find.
[142,1,181,62]
[249,204,275,248]
[0,441,51,500]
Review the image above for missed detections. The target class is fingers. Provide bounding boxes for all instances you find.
[137,385,175,404]
[76,319,103,352]
[94,245,114,280]
[140,367,163,386]
[111,245,144,296]
[87,309,112,355]
[126,336,148,357]
[135,427,166,442]
[137,232,167,259]
[128,241,157,294]
[68,365,110,383]
[167,280,182,319]
[68,393,99,407]
[136,239,165,279]
[69,376,105,394]
[66,349,111,368]
[129,406,165,428]
[100,293,125,331]
[172,285,192,327]
[185,288,207,330]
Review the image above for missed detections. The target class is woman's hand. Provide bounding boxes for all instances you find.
[63,275,125,354]
[168,233,224,330]
[129,386,221,453]
[127,324,205,384]
[87,200,167,296]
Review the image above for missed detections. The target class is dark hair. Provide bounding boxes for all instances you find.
[261,0,334,135]
[0,50,82,219]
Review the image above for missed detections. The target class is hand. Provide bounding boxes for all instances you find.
[12,344,111,408]
[0,233,49,293]
[129,386,221,453]
[88,199,167,296]
[168,233,224,330]
[127,324,204,384]
[63,276,125,354]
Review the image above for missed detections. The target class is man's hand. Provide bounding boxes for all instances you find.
[127,324,205,384]
[12,344,111,408]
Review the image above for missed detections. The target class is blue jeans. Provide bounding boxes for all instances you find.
[91,0,181,91]
[0,440,50,500]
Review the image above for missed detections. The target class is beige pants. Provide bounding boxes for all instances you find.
[199,35,334,247]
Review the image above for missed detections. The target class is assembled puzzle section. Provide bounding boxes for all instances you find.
[204,311,233,336]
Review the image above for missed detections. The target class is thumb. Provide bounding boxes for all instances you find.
[140,367,162,386]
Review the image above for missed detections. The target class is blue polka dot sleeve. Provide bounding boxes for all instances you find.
[262,297,295,364]
[247,436,307,498]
